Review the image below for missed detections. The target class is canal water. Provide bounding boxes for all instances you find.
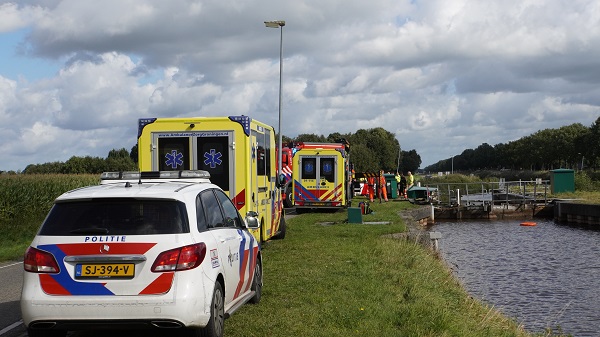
[432,219,600,336]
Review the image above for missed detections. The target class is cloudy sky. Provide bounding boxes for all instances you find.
[1,0,599,172]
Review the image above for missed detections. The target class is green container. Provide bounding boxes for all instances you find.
[384,174,398,199]
[347,207,363,224]
[550,169,575,193]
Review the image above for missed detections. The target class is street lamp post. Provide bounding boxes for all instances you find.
[264,20,285,179]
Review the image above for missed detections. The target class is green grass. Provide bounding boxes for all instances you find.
[225,198,555,337]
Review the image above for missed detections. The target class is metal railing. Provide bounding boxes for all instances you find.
[421,179,550,207]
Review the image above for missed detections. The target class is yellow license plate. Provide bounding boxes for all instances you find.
[75,263,135,279]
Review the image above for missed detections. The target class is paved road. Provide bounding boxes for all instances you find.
[0,261,25,337]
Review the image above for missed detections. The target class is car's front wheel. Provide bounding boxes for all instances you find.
[249,258,262,304]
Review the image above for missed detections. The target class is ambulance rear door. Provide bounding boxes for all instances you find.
[151,131,235,195]
[195,131,235,196]
[296,155,340,206]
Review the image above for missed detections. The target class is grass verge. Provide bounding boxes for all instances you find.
[225,198,553,337]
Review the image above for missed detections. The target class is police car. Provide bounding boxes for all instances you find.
[21,170,262,337]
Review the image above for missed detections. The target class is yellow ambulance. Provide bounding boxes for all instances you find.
[291,141,351,212]
[137,115,285,243]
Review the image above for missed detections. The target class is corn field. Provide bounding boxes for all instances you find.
[0,174,99,222]
[0,174,100,260]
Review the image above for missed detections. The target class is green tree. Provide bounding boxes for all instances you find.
[348,127,400,172]
[62,156,106,174]
[582,117,600,169]
[424,121,595,172]
[401,150,421,173]
[295,133,326,142]
[349,143,379,172]
[106,148,137,171]
[130,144,138,164]
[471,143,496,169]
[108,148,130,159]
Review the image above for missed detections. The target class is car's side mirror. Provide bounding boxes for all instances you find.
[245,211,260,229]
[277,173,286,188]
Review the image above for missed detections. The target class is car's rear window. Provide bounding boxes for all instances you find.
[39,198,189,236]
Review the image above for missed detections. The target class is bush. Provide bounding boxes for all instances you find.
[575,171,600,192]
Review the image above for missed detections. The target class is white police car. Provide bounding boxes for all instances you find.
[21,171,262,337]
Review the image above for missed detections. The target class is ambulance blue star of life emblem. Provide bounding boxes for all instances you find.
[204,149,223,168]
[305,162,314,173]
[165,150,184,169]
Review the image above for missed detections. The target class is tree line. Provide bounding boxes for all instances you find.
[11,127,421,176]
[424,117,600,173]
[20,148,137,174]
[283,127,422,174]
[9,116,599,175]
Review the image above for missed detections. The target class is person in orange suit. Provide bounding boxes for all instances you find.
[367,175,375,202]
[378,170,388,203]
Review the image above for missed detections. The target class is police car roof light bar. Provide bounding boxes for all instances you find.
[100,170,211,181]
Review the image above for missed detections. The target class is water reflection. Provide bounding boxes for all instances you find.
[433,219,600,336]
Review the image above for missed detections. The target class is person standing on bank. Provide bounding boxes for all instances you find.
[399,172,407,199]
[378,169,389,203]
[367,175,376,202]
[406,171,414,194]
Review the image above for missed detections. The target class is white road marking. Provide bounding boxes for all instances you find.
[0,262,22,269]
[0,320,22,335]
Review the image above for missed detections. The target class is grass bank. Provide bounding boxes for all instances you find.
[226,198,555,337]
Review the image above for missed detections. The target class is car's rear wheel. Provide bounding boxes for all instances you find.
[249,259,262,304]
[204,282,225,337]
[185,282,224,337]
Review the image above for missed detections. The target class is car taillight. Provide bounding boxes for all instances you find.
[151,243,207,272]
[23,247,60,273]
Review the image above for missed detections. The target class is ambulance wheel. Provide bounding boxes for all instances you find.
[249,258,263,304]
[273,216,286,240]
[283,185,293,208]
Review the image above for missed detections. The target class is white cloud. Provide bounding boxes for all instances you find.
[0,0,599,171]
[0,3,47,33]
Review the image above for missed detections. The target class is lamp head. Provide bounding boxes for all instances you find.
[264,20,285,28]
